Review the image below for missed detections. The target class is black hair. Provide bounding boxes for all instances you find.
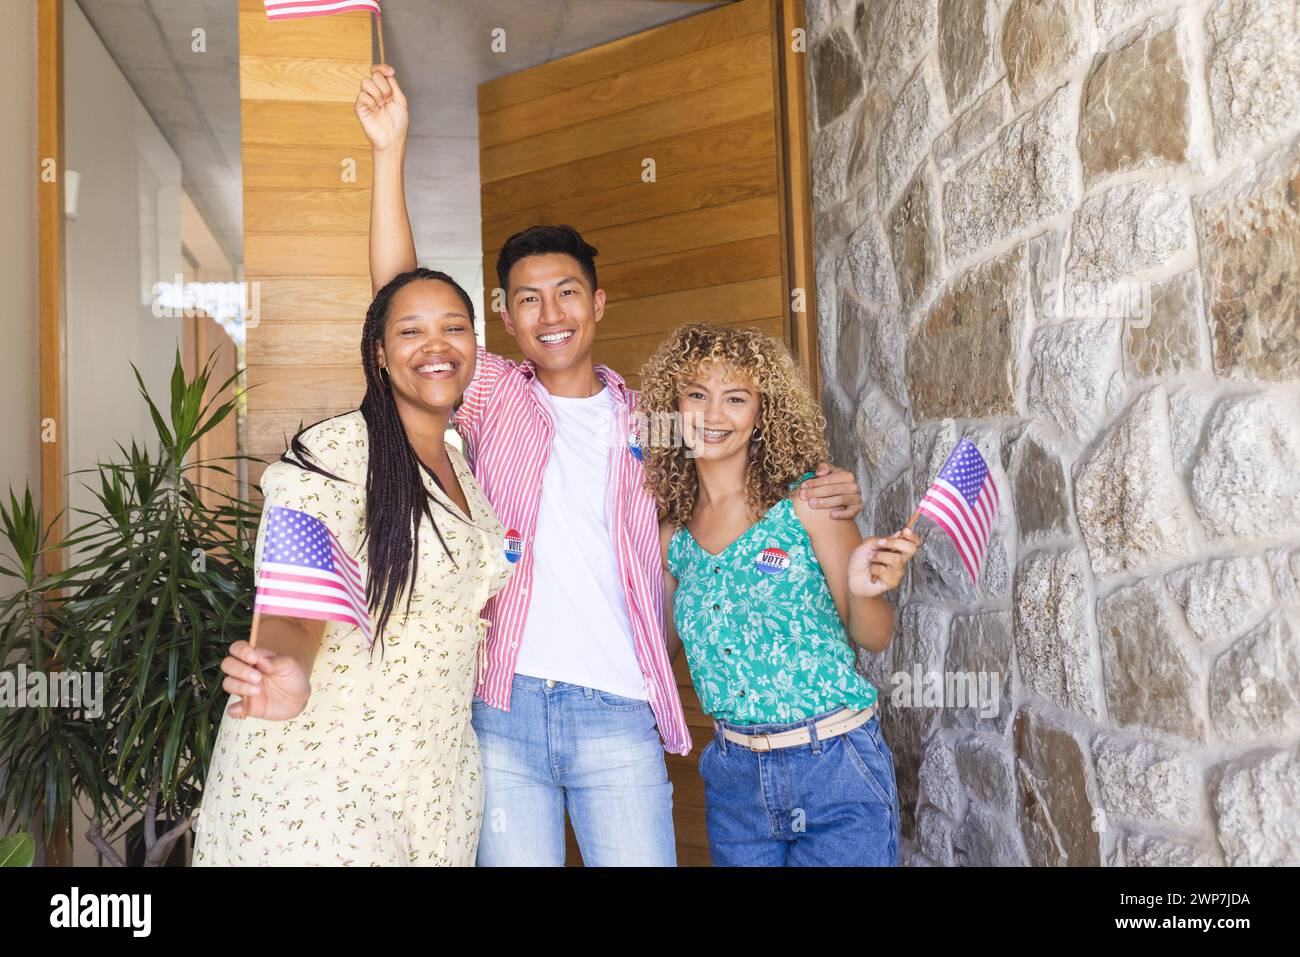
[283,268,476,650]
[495,224,599,299]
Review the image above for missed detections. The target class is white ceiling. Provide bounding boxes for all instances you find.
[73,0,719,295]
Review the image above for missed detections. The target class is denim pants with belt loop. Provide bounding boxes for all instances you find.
[700,707,900,866]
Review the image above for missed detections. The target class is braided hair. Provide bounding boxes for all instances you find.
[283,268,475,649]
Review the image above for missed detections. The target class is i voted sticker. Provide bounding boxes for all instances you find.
[627,426,644,462]
[504,529,524,564]
[755,547,790,575]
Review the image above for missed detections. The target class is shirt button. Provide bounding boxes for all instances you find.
[714,567,721,575]
[712,603,720,612]
[737,690,746,698]
[723,648,732,656]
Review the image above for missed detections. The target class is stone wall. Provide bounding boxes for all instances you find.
[806,0,1300,865]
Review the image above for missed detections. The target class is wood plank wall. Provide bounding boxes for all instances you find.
[478,0,798,866]
[237,0,374,485]
[477,0,789,395]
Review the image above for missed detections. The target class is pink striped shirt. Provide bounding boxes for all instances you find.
[453,347,692,756]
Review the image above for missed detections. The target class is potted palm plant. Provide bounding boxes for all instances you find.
[0,485,91,865]
[0,352,259,865]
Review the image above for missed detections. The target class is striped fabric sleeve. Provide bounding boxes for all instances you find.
[452,346,519,447]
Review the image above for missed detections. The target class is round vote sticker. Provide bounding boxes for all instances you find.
[755,546,791,575]
[627,426,644,462]
[504,529,524,564]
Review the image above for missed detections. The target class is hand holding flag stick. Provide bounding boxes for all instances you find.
[356,63,408,153]
[220,639,314,721]
[849,527,921,596]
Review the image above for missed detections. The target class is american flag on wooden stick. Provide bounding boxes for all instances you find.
[255,505,372,646]
[263,0,380,20]
[914,438,1000,583]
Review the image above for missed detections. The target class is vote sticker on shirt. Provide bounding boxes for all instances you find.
[504,529,525,564]
[627,424,644,462]
[755,546,791,575]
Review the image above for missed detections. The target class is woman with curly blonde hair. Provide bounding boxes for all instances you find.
[640,323,919,867]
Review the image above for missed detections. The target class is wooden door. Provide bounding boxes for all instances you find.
[477,0,817,866]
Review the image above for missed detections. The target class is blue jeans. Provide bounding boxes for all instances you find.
[701,709,900,866]
[471,674,676,866]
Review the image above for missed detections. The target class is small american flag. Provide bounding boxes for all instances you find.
[255,505,373,646]
[263,0,380,20]
[915,438,1000,583]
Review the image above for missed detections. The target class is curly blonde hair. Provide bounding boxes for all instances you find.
[638,323,829,528]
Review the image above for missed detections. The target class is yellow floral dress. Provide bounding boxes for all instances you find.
[192,412,511,866]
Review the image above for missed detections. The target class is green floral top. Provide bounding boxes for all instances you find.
[667,473,878,726]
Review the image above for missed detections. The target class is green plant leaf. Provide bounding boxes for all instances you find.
[0,833,35,867]
[132,363,174,451]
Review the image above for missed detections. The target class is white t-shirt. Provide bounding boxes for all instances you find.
[512,385,647,699]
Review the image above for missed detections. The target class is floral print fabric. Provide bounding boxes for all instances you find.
[193,412,512,866]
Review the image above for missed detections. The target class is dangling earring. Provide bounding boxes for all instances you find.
[379,365,391,385]
[750,427,762,444]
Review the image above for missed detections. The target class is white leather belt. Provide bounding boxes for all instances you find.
[714,705,876,752]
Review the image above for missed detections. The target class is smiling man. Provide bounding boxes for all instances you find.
[358,66,865,866]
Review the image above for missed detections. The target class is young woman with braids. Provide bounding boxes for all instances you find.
[641,324,920,867]
[192,269,513,867]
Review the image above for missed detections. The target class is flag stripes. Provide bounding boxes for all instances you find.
[263,0,380,21]
[915,439,1000,583]
[254,506,373,646]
